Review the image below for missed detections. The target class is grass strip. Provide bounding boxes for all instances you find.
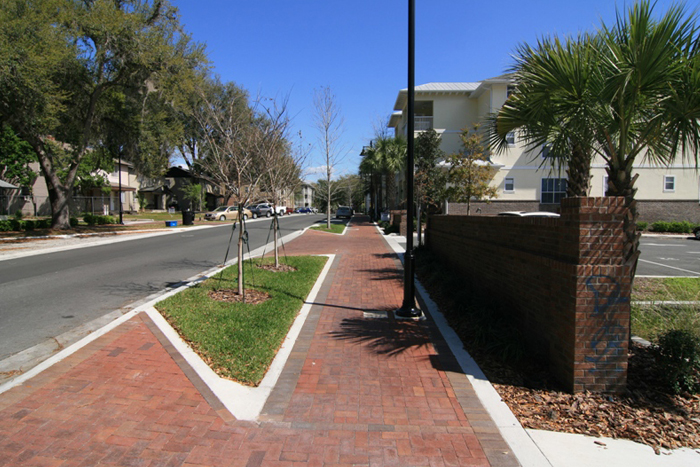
[631,277,700,342]
[310,221,346,234]
[633,277,700,302]
[155,255,327,386]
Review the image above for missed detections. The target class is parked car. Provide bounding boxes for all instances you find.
[296,207,312,214]
[335,206,353,219]
[497,211,560,218]
[250,203,285,218]
[286,207,294,214]
[204,205,251,221]
[693,226,700,239]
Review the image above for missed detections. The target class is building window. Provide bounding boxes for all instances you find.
[603,176,609,196]
[506,131,515,145]
[504,178,514,193]
[663,175,675,192]
[541,178,567,204]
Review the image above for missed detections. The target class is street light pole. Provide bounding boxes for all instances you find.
[396,0,421,319]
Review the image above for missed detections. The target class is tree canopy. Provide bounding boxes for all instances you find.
[0,0,207,228]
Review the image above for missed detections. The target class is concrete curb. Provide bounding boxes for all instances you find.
[145,253,335,421]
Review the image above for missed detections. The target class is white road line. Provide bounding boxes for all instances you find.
[638,258,700,276]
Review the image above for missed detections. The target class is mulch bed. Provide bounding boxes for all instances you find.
[256,264,297,272]
[208,288,271,305]
[478,342,700,453]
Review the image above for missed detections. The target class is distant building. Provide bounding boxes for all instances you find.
[388,75,700,222]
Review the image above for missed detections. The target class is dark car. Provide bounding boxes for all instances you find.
[335,206,352,219]
[296,207,312,213]
[694,226,700,240]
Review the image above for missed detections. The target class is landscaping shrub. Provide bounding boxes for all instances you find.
[0,220,10,232]
[636,221,647,231]
[84,213,115,226]
[70,217,79,227]
[654,329,700,394]
[650,221,697,234]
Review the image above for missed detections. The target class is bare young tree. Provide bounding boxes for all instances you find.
[194,79,267,296]
[255,96,305,267]
[313,86,347,228]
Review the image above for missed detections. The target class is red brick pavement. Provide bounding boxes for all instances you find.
[0,216,519,466]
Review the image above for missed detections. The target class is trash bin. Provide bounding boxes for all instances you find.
[182,210,194,226]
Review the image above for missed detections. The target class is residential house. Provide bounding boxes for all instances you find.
[388,75,700,222]
[138,166,221,212]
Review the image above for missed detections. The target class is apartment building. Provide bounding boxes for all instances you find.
[388,74,700,222]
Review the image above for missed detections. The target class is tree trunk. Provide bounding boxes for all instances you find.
[237,218,245,298]
[49,185,72,229]
[566,145,592,197]
[607,165,640,284]
[273,211,279,267]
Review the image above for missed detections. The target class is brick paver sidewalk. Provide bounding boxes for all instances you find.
[0,215,519,466]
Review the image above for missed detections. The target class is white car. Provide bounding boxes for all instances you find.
[203,206,251,221]
[497,211,560,218]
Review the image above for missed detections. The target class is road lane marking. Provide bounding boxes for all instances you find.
[638,258,700,276]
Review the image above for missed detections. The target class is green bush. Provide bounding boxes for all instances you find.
[636,221,647,231]
[70,217,79,227]
[650,221,697,234]
[654,330,700,394]
[23,220,35,230]
[0,220,11,232]
[84,214,115,226]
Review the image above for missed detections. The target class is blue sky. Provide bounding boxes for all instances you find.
[171,0,681,181]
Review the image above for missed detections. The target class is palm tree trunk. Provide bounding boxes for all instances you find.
[566,145,592,197]
[606,165,640,284]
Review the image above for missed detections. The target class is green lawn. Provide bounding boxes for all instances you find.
[631,277,700,341]
[633,277,700,302]
[310,220,347,234]
[155,255,327,386]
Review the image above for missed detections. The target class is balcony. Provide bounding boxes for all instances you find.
[415,116,433,131]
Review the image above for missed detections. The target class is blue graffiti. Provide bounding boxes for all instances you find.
[584,275,629,373]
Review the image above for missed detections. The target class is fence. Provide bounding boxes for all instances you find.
[0,195,119,218]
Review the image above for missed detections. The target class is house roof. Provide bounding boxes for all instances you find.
[392,75,516,111]
[0,180,19,189]
[393,83,479,110]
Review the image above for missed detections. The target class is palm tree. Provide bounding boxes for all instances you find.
[492,1,700,281]
[375,135,407,210]
[595,1,700,277]
[359,143,381,219]
[491,32,603,197]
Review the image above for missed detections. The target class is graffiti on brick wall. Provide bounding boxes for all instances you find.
[584,275,629,373]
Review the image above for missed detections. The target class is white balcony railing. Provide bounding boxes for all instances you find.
[415,116,433,131]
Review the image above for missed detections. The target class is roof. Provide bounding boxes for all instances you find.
[393,83,479,110]
[0,180,19,189]
[392,75,516,111]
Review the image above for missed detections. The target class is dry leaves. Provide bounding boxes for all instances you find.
[489,344,700,452]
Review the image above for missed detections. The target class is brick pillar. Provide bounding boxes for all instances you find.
[562,197,631,392]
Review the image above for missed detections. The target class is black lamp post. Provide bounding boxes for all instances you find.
[396,0,421,319]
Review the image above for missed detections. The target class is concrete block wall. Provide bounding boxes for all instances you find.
[426,197,631,393]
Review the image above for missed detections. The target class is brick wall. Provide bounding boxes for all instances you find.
[426,197,631,393]
[447,199,700,223]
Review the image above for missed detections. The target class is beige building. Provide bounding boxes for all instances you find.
[388,75,700,222]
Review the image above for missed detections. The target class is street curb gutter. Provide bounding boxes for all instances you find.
[0,226,312,390]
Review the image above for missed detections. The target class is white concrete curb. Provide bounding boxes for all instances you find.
[380,230,700,467]
[145,253,335,421]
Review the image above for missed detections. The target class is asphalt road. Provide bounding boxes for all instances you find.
[0,214,324,360]
[638,235,700,277]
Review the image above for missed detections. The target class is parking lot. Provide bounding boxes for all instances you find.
[638,235,700,277]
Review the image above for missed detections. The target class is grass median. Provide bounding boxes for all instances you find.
[310,220,347,234]
[632,277,700,341]
[155,255,328,386]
